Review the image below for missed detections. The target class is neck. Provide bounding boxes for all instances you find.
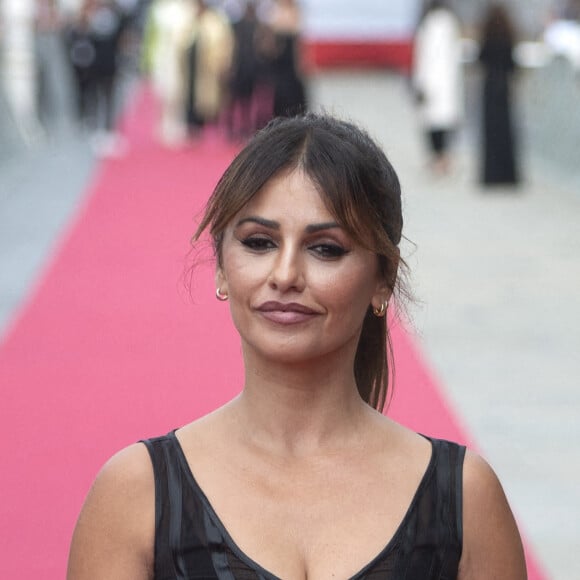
[229,349,375,456]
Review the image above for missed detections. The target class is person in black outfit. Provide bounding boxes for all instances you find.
[267,0,307,118]
[68,114,527,580]
[479,3,520,186]
[65,0,128,135]
[65,3,96,128]
[226,1,261,139]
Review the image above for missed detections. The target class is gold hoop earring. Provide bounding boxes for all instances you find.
[373,301,387,317]
[216,288,228,301]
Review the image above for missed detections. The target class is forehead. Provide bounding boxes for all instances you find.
[236,168,333,221]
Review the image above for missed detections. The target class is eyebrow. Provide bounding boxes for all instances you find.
[236,216,279,229]
[235,217,342,233]
[305,222,341,233]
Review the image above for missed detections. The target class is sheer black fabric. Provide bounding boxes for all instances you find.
[142,432,465,580]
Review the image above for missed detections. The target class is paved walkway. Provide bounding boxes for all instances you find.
[1,70,579,579]
[0,132,94,336]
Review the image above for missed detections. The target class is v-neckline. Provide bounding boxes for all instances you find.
[170,430,436,580]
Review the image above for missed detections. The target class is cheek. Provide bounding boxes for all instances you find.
[312,264,377,310]
[221,250,267,298]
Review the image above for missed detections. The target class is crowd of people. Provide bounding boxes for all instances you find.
[143,0,308,147]
[31,0,308,154]
[412,0,521,187]
[28,0,574,178]
[32,0,148,153]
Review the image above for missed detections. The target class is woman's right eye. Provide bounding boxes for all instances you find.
[241,236,276,252]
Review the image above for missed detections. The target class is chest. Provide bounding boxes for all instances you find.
[204,461,420,577]
[146,435,463,579]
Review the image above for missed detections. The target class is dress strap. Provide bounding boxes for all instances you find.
[431,438,466,557]
[142,433,190,580]
[453,443,466,542]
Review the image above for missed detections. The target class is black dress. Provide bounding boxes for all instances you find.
[227,16,261,137]
[230,18,260,101]
[479,39,519,185]
[65,5,127,131]
[271,33,307,118]
[142,431,465,579]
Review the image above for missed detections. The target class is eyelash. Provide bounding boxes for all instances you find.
[311,244,348,259]
[240,236,348,259]
[241,237,276,251]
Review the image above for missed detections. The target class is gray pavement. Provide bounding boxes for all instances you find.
[1,70,579,579]
[0,133,95,336]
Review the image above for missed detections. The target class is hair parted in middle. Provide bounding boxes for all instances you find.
[194,113,408,412]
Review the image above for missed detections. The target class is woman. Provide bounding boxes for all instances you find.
[143,0,197,146]
[64,0,129,156]
[266,0,307,118]
[226,0,262,139]
[67,114,527,579]
[412,0,464,174]
[186,0,234,132]
[479,3,520,186]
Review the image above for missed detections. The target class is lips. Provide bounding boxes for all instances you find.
[256,301,319,324]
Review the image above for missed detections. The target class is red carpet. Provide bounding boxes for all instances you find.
[0,87,546,579]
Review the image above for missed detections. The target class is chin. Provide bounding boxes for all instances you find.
[246,334,352,368]
[260,344,318,364]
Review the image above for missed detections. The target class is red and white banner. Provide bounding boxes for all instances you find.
[301,0,421,69]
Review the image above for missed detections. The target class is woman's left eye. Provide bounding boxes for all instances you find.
[310,244,348,259]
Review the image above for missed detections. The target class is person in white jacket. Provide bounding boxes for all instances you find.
[412,0,464,174]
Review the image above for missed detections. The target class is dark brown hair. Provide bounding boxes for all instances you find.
[194,113,407,412]
[481,3,517,44]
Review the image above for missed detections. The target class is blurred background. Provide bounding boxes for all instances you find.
[2,0,580,172]
[1,1,579,578]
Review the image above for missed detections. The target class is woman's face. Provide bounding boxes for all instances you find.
[216,168,388,365]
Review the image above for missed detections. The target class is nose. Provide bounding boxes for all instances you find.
[268,244,305,293]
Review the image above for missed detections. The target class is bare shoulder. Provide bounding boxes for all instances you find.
[459,450,527,580]
[67,443,155,580]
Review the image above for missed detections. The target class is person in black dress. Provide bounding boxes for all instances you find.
[65,0,128,138]
[267,0,307,118]
[479,3,520,186]
[227,1,261,139]
[68,113,527,580]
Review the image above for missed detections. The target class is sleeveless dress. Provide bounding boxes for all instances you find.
[142,432,465,580]
[270,32,307,118]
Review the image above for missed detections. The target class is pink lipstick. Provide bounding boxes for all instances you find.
[256,301,319,325]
